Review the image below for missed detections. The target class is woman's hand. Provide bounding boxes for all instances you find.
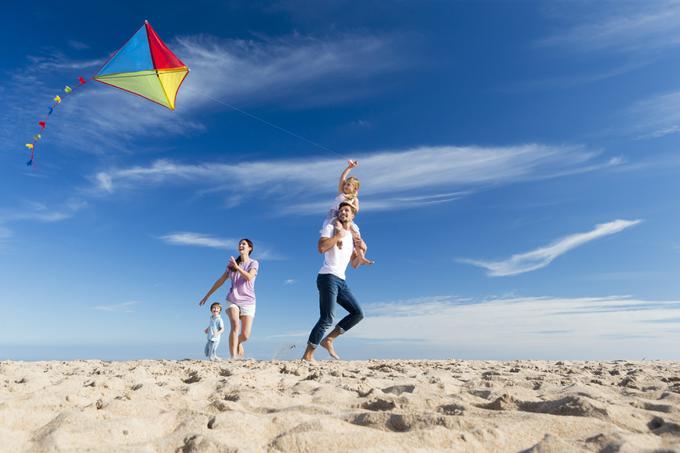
[199,297,208,306]
[229,256,239,270]
[347,159,358,168]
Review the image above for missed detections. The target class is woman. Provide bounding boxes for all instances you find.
[199,238,259,359]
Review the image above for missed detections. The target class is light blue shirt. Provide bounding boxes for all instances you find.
[208,315,224,341]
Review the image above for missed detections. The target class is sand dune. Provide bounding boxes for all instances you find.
[1,360,679,452]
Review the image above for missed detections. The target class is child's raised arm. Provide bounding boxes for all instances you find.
[338,160,358,193]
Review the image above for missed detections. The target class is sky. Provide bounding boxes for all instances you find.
[1,0,680,361]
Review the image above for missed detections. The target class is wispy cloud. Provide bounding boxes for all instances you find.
[158,232,236,250]
[0,197,88,252]
[351,294,680,359]
[92,301,139,313]
[629,90,680,140]
[461,219,642,277]
[158,231,284,260]
[284,279,297,285]
[1,32,404,154]
[0,199,87,247]
[539,1,680,53]
[0,226,12,248]
[500,58,652,93]
[67,40,90,51]
[177,33,403,109]
[0,199,87,223]
[91,144,620,213]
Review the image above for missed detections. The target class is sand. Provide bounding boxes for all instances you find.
[1,359,679,452]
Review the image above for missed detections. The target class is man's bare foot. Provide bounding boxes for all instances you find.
[302,344,315,361]
[320,337,340,360]
[237,343,244,357]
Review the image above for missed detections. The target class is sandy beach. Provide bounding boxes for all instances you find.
[1,359,679,452]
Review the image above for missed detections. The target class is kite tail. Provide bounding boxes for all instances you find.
[23,76,88,167]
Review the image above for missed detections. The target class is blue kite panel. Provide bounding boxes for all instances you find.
[97,25,154,76]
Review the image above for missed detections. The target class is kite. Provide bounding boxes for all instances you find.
[23,20,189,167]
[93,20,189,110]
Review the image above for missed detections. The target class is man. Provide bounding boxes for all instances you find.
[302,202,364,361]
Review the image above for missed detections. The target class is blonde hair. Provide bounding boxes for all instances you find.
[345,176,360,196]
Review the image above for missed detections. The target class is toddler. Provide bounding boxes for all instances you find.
[204,302,225,360]
[323,160,374,266]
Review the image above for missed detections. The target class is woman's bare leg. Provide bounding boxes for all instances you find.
[237,315,253,357]
[227,306,240,358]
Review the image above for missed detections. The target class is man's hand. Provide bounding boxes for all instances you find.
[199,297,207,306]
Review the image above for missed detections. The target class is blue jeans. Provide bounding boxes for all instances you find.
[205,338,220,359]
[308,273,364,347]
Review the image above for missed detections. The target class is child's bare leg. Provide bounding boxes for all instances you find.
[351,230,374,265]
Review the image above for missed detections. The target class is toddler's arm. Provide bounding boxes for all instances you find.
[338,160,358,193]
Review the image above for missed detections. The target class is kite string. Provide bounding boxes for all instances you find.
[200,92,348,160]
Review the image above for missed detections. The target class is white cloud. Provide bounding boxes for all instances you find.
[0,226,12,248]
[92,301,139,313]
[0,198,87,225]
[629,90,680,140]
[176,33,402,108]
[461,219,642,277]
[67,40,90,51]
[351,294,680,359]
[158,232,236,250]
[284,279,297,285]
[1,32,403,154]
[158,232,283,260]
[0,198,87,249]
[91,144,619,213]
[539,1,680,53]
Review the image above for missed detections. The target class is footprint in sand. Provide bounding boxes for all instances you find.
[522,434,584,453]
[438,403,465,415]
[361,397,396,411]
[648,416,680,436]
[520,395,609,418]
[182,371,201,384]
[381,384,415,395]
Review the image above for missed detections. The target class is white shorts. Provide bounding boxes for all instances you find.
[227,302,256,318]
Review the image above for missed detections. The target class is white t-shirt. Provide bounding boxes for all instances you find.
[318,222,354,280]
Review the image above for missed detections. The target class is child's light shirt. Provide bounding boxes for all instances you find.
[208,315,224,341]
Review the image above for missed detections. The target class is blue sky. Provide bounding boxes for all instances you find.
[1,0,680,360]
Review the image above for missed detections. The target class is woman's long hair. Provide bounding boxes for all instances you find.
[230,238,254,271]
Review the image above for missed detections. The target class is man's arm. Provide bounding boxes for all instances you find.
[318,234,343,253]
[318,221,347,253]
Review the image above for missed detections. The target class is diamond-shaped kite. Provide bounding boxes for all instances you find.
[23,21,189,166]
[94,20,189,110]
